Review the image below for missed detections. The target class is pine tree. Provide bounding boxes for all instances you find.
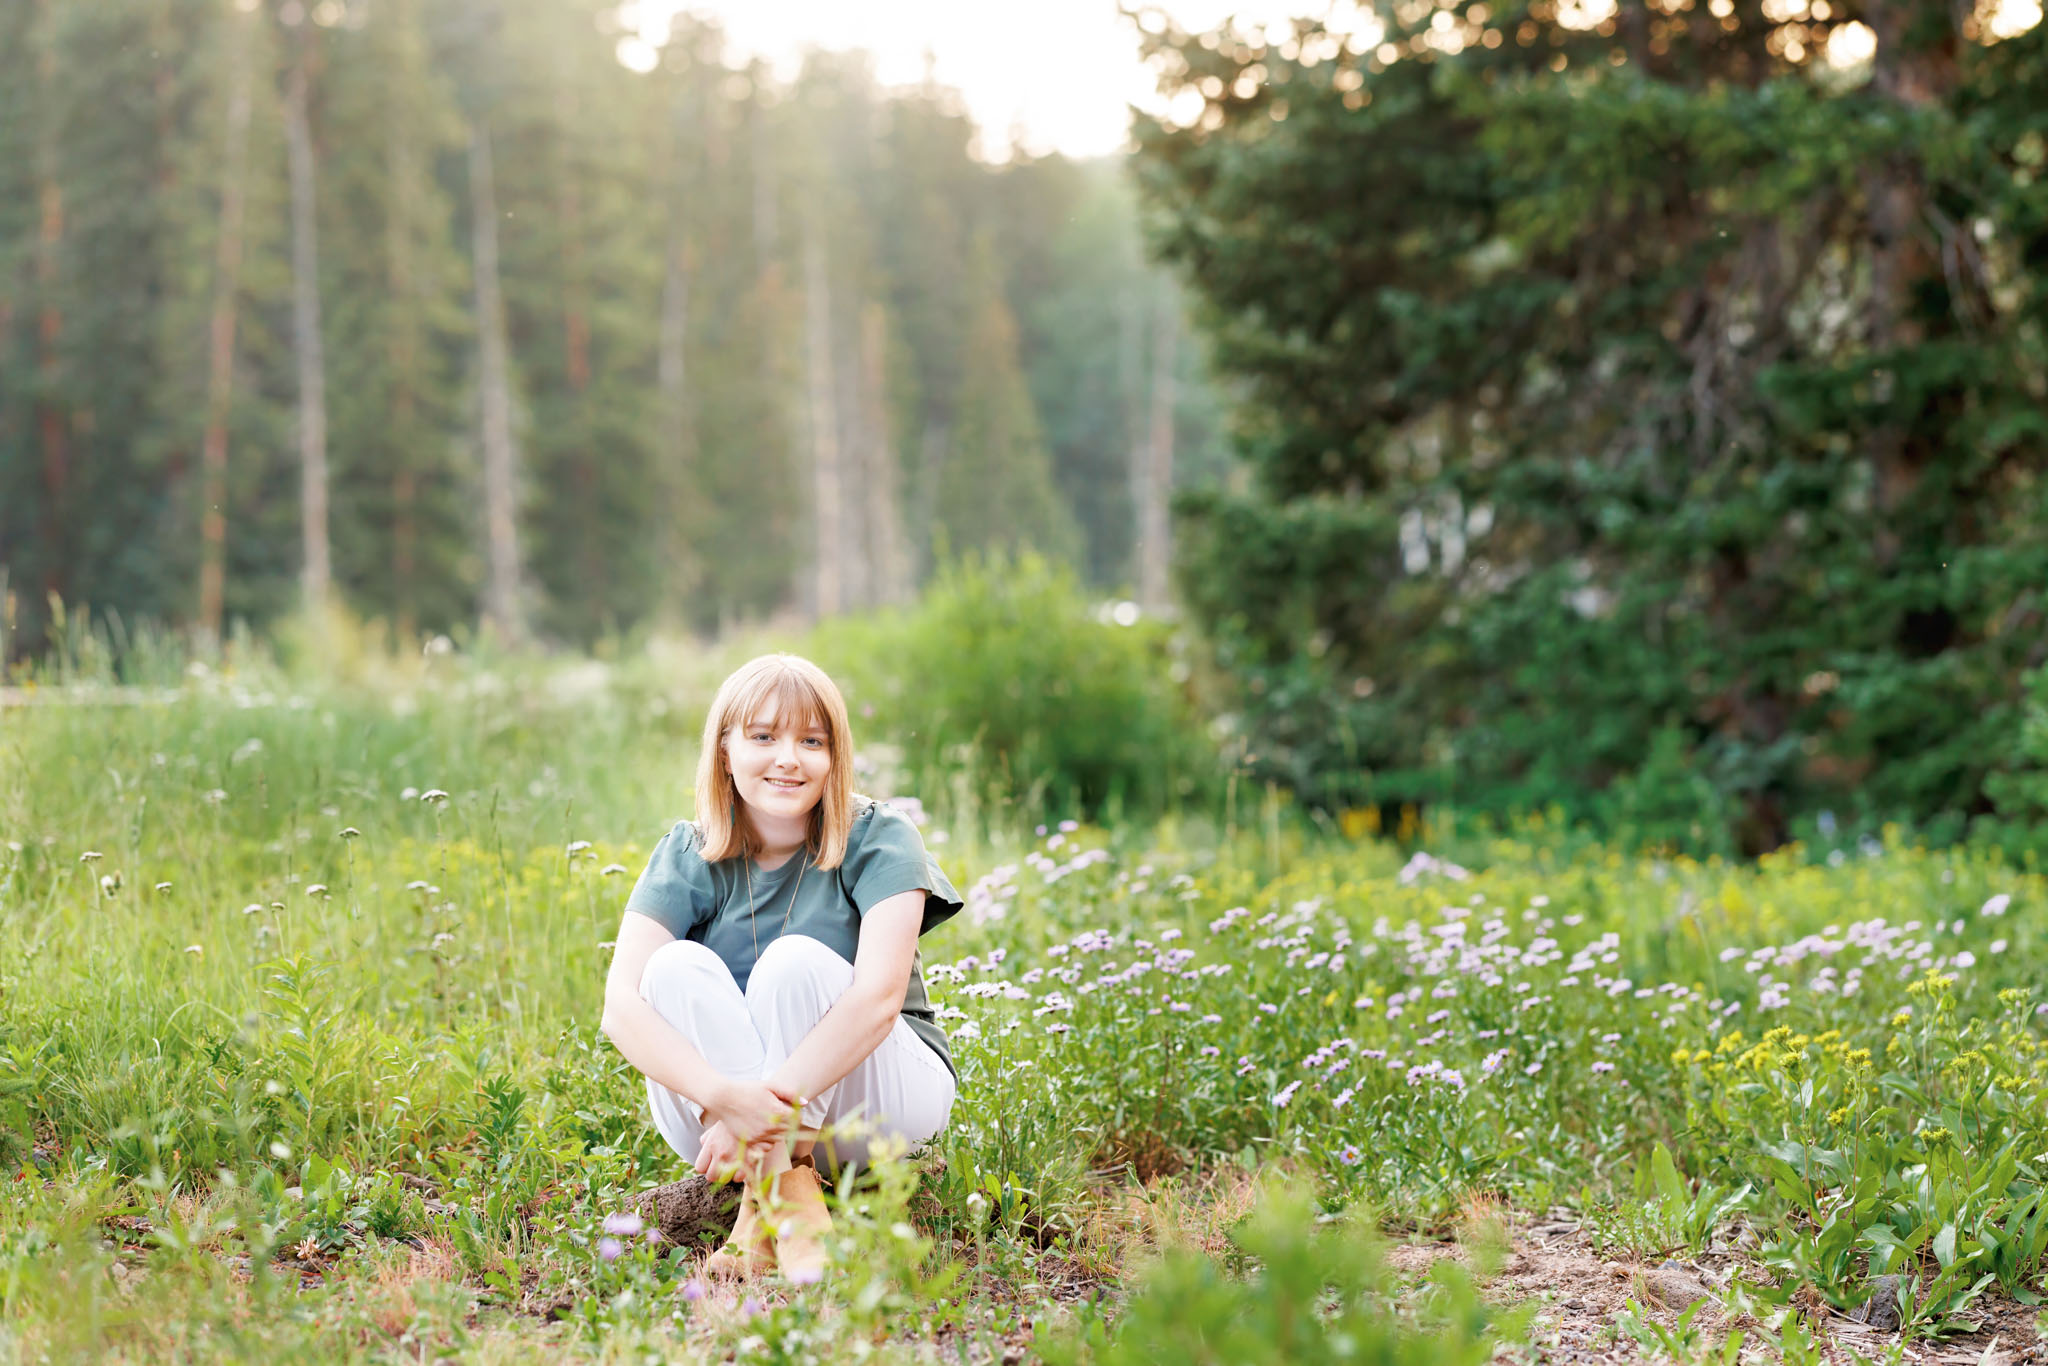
[489,0,663,642]
[277,3,330,619]
[195,0,256,645]
[1139,2,2048,846]
[322,0,472,636]
[940,232,1081,565]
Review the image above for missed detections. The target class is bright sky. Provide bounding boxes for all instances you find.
[615,1,1362,160]
[615,0,2043,161]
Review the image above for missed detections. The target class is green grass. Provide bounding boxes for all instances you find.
[5,650,2048,1361]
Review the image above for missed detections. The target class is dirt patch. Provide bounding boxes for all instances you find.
[1378,1214,2048,1364]
[1494,1245,1679,1363]
[1092,1130,1191,1185]
[1898,1298,2048,1363]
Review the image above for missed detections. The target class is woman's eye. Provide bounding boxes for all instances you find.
[802,737,824,748]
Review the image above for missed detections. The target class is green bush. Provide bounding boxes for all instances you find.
[810,551,1219,824]
[1040,1181,1517,1366]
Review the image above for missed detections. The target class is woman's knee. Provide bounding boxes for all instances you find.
[747,935,849,1000]
[640,938,728,1002]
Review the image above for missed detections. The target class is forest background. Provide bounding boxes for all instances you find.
[0,0,1233,646]
[5,0,2048,861]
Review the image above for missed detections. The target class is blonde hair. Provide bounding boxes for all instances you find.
[693,653,857,868]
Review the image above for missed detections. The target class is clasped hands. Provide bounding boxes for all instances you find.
[694,1077,805,1182]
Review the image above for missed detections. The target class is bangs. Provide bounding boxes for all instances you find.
[729,668,830,741]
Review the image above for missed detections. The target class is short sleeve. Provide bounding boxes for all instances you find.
[845,801,962,936]
[624,821,717,939]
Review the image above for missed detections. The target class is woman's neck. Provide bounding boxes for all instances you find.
[745,807,810,864]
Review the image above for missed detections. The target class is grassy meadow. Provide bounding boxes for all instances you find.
[4,646,2048,1363]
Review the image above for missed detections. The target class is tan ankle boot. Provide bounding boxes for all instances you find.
[702,1182,774,1280]
[764,1159,833,1284]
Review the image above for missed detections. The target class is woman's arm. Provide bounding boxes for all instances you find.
[600,910,790,1144]
[764,889,925,1106]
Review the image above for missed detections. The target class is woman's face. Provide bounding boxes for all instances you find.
[724,705,831,824]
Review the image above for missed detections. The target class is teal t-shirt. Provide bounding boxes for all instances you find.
[625,796,961,1080]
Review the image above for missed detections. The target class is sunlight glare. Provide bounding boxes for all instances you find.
[1823,19,1876,64]
[617,35,660,72]
[1987,0,2043,38]
[1556,0,1619,28]
[629,1,1390,158]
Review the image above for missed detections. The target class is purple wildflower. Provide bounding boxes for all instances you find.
[598,1237,624,1262]
[603,1211,644,1238]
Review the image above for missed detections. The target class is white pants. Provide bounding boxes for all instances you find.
[639,934,957,1176]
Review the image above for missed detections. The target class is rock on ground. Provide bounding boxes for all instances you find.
[635,1176,741,1256]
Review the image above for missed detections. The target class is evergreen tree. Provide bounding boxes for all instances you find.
[1138,2,2048,847]
[193,0,257,644]
[321,0,474,637]
[277,2,331,617]
[940,232,1081,564]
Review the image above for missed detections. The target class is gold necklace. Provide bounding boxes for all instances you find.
[744,844,810,968]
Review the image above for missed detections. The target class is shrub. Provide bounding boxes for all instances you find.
[1039,1180,1516,1366]
[810,551,1218,824]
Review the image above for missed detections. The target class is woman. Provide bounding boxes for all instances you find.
[600,653,961,1283]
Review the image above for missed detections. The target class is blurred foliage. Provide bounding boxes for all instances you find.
[0,0,1231,653]
[811,551,1219,824]
[1040,1181,1517,1366]
[1136,0,2048,853]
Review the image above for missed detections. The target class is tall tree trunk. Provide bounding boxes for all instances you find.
[916,419,947,582]
[837,309,869,609]
[283,22,330,618]
[34,0,66,606]
[1860,0,1957,567]
[385,0,422,640]
[469,119,522,639]
[551,58,597,612]
[656,218,696,609]
[1117,285,1145,591]
[1137,285,1177,614]
[859,301,910,606]
[803,215,841,619]
[197,0,254,645]
[655,53,704,620]
[749,85,775,278]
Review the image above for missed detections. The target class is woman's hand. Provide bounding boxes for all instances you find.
[706,1078,795,1147]
[694,1120,783,1182]
[693,1120,742,1181]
